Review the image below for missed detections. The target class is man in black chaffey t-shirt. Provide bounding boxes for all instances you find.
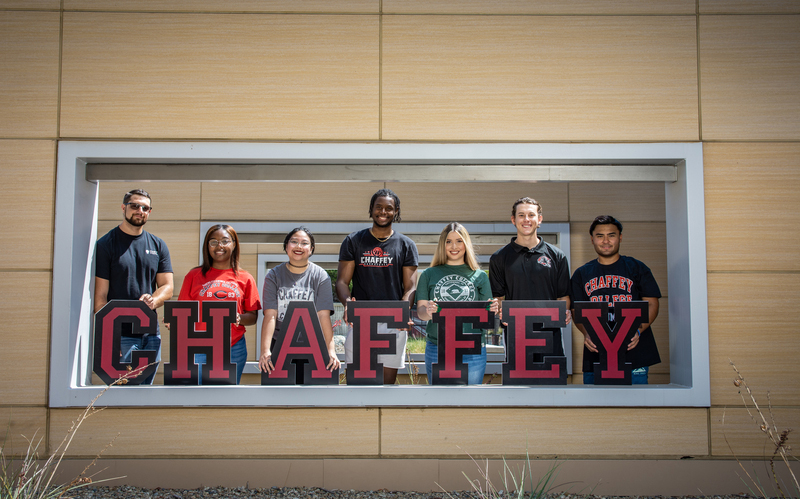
[336,189,419,385]
[489,197,572,360]
[94,189,174,384]
[570,215,661,384]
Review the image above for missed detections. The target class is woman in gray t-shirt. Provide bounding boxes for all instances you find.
[258,227,340,375]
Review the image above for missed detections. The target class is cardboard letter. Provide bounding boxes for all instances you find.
[346,300,408,385]
[501,300,568,385]
[93,300,158,385]
[430,301,493,385]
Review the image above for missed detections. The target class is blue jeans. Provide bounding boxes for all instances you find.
[195,337,247,385]
[120,334,161,385]
[583,366,649,385]
[425,341,487,385]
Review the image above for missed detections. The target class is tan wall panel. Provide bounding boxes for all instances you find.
[50,408,379,456]
[700,15,800,140]
[0,140,55,270]
[0,12,60,138]
[0,407,48,456]
[388,182,569,223]
[65,0,378,12]
[98,182,201,221]
[704,143,800,272]
[201,182,381,221]
[569,182,666,222]
[61,13,379,140]
[708,274,800,406]
[382,16,698,141]
[710,407,800,457]
[570,222,668,296]
[0,272,50,404]
[0,0,60,8]
[699,0,800,14]
[381,408,708,456]
[384,0,695,14]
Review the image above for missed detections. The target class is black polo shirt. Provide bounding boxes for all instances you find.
[489,237,570,301]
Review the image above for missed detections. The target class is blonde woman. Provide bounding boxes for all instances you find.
[415,223,499,384]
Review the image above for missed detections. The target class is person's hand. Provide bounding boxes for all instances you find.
[139,293,155,309]
[259,350,274,373]
[627,330,640,351]
[565,309,572,326]
[488,298,500,315]
[423,301,439,317]
[327,349,341,372]
[584,334,599,353]
[162,317,171,330]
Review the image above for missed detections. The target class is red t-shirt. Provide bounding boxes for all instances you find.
[178,267,262,346]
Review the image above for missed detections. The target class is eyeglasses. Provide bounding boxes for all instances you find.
[125,202,152,213]
[288,239,311,248]
[209,239,233,247]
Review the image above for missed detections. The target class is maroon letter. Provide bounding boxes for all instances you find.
[501,300,568,385]
[163,301,237,385]
[430,302,493,385]
[93,300,158,385]
[262,301,337,385]
[573,301,647,385]
[346,300,408,385]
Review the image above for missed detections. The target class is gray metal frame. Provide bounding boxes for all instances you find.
[51,141,708,407]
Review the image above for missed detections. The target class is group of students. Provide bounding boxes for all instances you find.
[94,188,661,386]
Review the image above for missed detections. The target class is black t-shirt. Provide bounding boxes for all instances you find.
[489,237,570,357]
[338,228,419,301]
[570,255,661,370]
[95,226,172,302]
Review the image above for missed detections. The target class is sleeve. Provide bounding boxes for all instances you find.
[178,268,195,301]
[314,267,335,314]
[94,239,112,280]
[338,233,356,262]
[241,272,262,312]
[403,238,419,267]
[488,253,506,298]
[555,251,570,298]
[415,270,431,304]
[475,270,492,301]
[634,259,662,299]
[570,267,589,304]
[263,269,279,311]
[158,239,173,274]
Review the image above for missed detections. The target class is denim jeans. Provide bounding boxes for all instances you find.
[120,334,161,385]
[195,337,247,385]
[583,366,649,385]
[424,341,487,385]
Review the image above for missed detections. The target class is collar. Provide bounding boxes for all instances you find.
[510,236,544,254]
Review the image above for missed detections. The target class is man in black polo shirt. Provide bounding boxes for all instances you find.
[489,197,571,358]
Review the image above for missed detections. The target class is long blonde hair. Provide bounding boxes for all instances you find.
[430,222,480,270]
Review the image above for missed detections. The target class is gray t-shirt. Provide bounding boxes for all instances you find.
[263,262,335,332]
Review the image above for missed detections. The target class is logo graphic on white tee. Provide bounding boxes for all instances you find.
[359,247,394,268]
[537,255,552,268]
[434,275,475,302]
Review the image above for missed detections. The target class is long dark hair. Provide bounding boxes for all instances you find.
[201,224,240,276]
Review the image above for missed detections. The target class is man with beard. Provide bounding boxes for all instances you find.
[336,188,419,384]
[94,189,174,384]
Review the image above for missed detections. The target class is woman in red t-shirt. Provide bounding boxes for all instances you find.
[178,224,261,384]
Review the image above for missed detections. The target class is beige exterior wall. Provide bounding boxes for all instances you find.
[1,1,799,493]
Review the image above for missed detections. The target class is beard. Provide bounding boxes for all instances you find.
[372,216,394,228]
[125,213,147,227]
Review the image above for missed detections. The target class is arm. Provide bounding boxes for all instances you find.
[140,272,174,310]
[558,295,572,325]
[336,260,355,322]
[238,311,258,327]
[401,266,418,302]
[93,277,109,314]
[317,310,341,372]
[628,296,660,351]
[258,309,278,373]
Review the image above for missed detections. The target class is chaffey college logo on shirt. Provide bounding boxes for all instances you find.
[359,247,394,268]
[537,255,552,268]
